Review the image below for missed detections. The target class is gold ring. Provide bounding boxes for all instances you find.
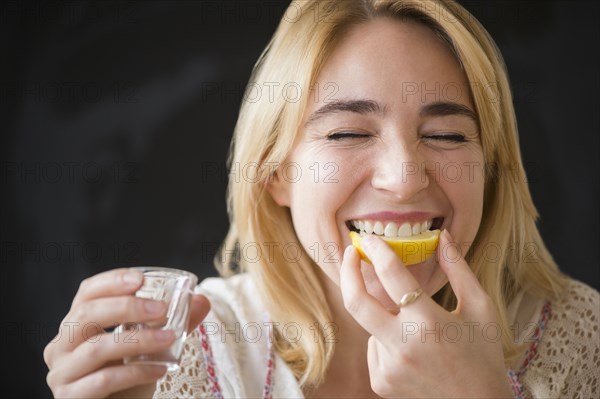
[397,288,423,307]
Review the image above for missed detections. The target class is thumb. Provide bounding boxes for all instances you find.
[186,294,211,333]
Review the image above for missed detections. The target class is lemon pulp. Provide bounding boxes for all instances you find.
[349,229,441,266]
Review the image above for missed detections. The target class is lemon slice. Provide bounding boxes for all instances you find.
[349,229,441,266]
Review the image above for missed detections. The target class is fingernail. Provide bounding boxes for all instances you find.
[361,235,376,252]
[145,365,167,377]
[145,300,164,314]
[343,245,353,258]
[154,329,174,342]
[123,271,142,286]
[442,229,453,242]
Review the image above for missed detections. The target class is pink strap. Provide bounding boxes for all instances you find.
[199,323,224,399]
[198,319,276,399]
[517,301,552,376]
[506,300,552,399]
[262,318,276,399]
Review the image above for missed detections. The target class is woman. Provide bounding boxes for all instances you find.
[44,0,599,398]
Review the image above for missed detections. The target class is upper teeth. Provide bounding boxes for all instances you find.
[351,220,433,238]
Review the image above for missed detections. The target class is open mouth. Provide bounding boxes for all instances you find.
[346,217,444,238]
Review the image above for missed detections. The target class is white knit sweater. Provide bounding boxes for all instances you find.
[153,274,600,398]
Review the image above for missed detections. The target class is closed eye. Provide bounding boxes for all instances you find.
[424,134,466,143]
[326,132,371,141]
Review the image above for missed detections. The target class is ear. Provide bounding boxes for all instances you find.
[264,169,291,207]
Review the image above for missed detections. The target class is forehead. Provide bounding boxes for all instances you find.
[309,18,472,112]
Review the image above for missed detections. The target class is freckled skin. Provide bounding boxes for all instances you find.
[270,18,485,310]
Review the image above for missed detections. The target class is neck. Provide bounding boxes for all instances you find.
[303,267,378,398]
[322,277,371,348]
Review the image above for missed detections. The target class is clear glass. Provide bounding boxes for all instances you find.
[115,266,198,371]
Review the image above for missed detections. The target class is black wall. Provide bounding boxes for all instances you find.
[1,1,598,397]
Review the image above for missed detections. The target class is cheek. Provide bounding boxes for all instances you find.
[285,150,364,268]
[288,148,359,210]
[286,157,349,237]
[436,157,485,240]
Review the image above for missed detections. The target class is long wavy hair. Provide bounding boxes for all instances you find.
[217,0,567,388]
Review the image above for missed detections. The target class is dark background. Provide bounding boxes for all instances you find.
[1,1,598,397]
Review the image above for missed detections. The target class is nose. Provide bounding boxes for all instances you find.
[370,143,429,200]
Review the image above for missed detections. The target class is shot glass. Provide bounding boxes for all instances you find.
[115,266,198,371]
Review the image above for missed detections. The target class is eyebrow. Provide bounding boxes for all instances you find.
[305,99,385,126]
[419,101,478,122]
[305,98,478,126]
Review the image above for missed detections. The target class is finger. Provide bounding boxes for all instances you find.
[72,268,144,307]
[50,329,175,384]
[436,229,487,311]
[360,235,429,311]
[186,294,211,333]
[367,335,380,373]
[340,245,395,337]
[366,336,385,395]
[55,363,167,399]
[51,296,168,355]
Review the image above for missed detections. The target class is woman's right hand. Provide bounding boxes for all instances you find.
[44,268,211,398]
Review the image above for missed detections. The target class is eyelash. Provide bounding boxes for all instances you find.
[326,132,370,141]
[327,132,467,143]
[424,134,466,143]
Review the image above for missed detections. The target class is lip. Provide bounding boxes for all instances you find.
[346,211,440,224]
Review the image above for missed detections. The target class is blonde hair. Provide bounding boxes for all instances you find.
[218,0,567,388]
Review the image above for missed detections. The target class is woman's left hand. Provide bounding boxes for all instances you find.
[340,229,514,398]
